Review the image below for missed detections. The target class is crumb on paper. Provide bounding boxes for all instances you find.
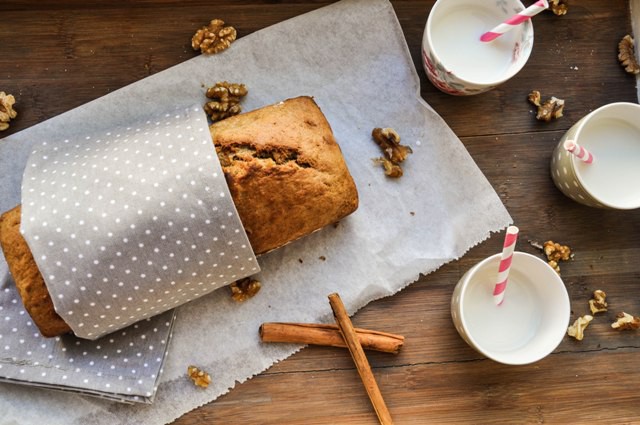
[618,35,640,75]
[229,277,261,302]
[548,0,568,15]
[611,312,640,331]
[528,90,565,122]
[371,127,413,178]
[567,315,593,341]
[589,290,608,315]
[187,365,212,388]
[192,19,237,55]
[0,91,17,131]
[204,81,247,123]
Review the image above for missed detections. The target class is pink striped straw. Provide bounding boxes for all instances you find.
[493,226,519,306]
[481,0,549,42]
[564,139,594,164]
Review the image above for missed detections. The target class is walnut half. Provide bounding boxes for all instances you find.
[204,81,248,123]
[0,92,17,131]
[611,312,640,331]
[187,365,212,388]
[528,91,565,122]
[588,290,608,315]
[618,35,640,75]
[548,0,568,16]
[371,127,413,178]
[192,19,237,55]
[229,277,262,302]
[567,315,593,341]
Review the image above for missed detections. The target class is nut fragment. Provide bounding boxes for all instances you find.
[229,277,261,302]
[528,90,565,122]
[611,312,640,331]
[371,127,413,178]
[541,240,573,274]
[588,290,608,315]
[187,365,212,388]
[0,92,17,131]
[548,0,568,16]
[204,81,248,123]
[618,35,640,75]
[567,315,593,341]
[192,19,237,55]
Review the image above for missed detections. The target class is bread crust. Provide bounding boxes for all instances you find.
[0,205,72,337]
[211,96,358,254]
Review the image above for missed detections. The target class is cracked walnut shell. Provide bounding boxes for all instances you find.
[618,35,640,75]
[0,92,17,131]
[187,365,212,388]
[192,19,237,55]
[230,277,262,302]
[567,315,593,341]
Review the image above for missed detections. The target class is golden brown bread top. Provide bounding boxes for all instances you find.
[0,205,71,337]
[211,96,359,254]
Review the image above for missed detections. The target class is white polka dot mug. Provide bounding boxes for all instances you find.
[421,0,534,95]
[550,102,640,210]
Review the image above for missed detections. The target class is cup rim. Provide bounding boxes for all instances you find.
[456,251,570,365]
[570,102,640,210]
[425,0,534,87]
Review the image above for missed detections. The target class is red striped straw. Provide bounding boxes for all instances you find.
[564,139,594,164]
[480,0,549,42]
[493,226,519,306]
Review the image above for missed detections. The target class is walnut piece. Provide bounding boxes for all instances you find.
[567,315,593,341]
[542,240,573,274]
[611,312,640,331]
[528,90,564,122]
[192,19,237,55]
[548,0,568,16]
[588,290,608,315]
[0,92,17,131]
[371,127,413,178]
[204,81,248,123]
[187,365,212,388]
[618,35,640,75]
[229,277,261,302]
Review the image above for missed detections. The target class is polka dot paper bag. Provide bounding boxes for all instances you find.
[0,105,259,402]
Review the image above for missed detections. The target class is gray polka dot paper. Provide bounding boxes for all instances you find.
[0,273,175,404]
[20,105,259,340]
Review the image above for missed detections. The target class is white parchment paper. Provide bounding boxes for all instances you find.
[0,0,511,423]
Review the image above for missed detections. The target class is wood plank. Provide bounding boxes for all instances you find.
[1,1,639,424]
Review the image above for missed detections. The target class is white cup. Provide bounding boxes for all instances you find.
[451,252,570,365]
[422,0,534,95]
[550,102,640,209]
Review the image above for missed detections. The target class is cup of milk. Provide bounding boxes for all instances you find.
[550,102,640,209]
[422,0,534,95]
[451,252,570,365]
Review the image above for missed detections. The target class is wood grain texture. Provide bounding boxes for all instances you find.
[1,1,639,424]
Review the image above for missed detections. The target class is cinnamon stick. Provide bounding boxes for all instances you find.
[328,293,394,425]
[259,322,404,354]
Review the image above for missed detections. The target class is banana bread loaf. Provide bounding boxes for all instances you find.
[0,96,359,337]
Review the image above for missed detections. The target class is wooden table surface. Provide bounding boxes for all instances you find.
[1,1,639,424]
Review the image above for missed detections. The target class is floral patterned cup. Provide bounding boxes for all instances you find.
[422,0,534,95]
